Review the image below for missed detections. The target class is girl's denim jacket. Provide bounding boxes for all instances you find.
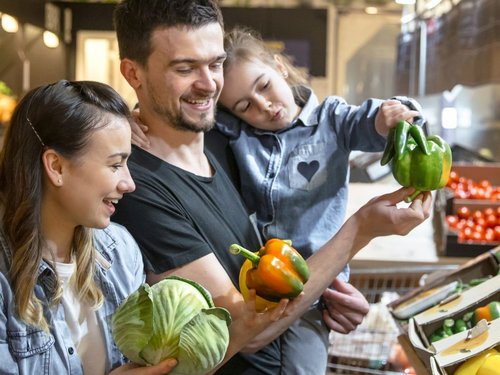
[0,222,145,374]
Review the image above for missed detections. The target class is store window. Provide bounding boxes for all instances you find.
[75,31,137,107]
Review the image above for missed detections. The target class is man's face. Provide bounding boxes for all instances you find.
[140,23,226,133]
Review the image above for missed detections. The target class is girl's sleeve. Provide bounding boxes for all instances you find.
[325,96,386,152]
[215,109,243,140]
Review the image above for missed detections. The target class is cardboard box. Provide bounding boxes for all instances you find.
[413,275,500,347]
[388,247,500,325]
[434,163,500,257]
[405,275,500,369]
[448,163,500,212]
[430,319,500,374]
[445,231,499,258]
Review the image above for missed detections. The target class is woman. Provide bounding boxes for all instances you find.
[0,80,176,374]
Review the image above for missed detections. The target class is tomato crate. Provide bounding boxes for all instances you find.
[327,263,459,375]
[434,188,500,258]
[445,163,500,212]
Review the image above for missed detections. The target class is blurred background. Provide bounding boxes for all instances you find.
[0,0,498,162]
[1,1,499,374]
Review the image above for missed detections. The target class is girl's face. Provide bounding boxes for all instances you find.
[54,115,136,229]
[219,57,300,132]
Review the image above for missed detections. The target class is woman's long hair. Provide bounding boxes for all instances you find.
[0,80,131,330]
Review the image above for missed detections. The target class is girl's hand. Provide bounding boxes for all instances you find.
[130,109,151,149]
[109,358,177,375]
[322,278,369,334]
[375,99,420,137]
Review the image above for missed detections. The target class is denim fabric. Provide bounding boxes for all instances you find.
[0,222,145,375]
[216,86,391,282]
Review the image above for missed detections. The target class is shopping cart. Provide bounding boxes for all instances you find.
[327,264,459,375]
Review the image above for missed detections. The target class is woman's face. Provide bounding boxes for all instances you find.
[219,58,300,132]
[55,115,135,229]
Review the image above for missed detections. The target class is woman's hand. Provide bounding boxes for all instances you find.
[109,358,177,375]
[322,278,369,334]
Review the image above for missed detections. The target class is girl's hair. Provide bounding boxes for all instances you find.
[0,80,131,331]
[223,26,309,88]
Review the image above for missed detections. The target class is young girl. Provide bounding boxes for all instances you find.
[0,80,176,375]
[212,27,422,374]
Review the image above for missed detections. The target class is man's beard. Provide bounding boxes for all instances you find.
[168,108,215,133]
[150,90,216,133]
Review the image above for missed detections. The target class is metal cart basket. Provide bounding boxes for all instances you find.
[327,263,459,375]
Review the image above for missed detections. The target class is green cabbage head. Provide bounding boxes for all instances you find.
[111,275,231,375]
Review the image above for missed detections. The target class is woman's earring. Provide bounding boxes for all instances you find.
[58,178,62,185]
[283,71,288,78]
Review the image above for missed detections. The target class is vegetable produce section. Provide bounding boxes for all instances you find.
[381,120,452,202]
[429,301,500,343]
[446,206,500,243]
[229,238,309,311]
[111,276,231,374]
[446,170,500,201]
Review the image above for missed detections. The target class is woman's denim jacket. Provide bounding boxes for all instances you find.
[0,222,145,374]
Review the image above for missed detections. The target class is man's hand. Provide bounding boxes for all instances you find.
[358,187,432,237]
[375,99,420,137]
[321,278,369,334]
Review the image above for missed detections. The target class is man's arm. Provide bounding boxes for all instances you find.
[148,187,431,353]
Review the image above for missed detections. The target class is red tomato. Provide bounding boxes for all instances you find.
[472,187,487,200]
[483,208,495,217]
[471,231,484,241]
[475,217,487,228]
[478,179,491,189]
[457,206,471,220]
[463,226,474,239]
[474,225,485,235]
[456,219,467,230]
[448,170,460,183]
[472,210,484,221]
[496,207,500,217]
[445,215,459,229]
[485,214,497,228]
[455,190,470,199]
[484,228,496,242]
[458,231,466,242]
[495,226,500,241]
[464,219,476,229]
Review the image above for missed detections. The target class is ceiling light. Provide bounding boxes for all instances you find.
[1,14,19,33]
[43,31,60,48]
[395,0,416,4]
[365,6,379,14]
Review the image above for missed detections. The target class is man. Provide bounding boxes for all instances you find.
[112,0,431,373]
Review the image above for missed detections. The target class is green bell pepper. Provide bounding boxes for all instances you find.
[381,120,452,202]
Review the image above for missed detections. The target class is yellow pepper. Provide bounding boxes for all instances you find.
[477,353,500,375]
[454,348,499,375]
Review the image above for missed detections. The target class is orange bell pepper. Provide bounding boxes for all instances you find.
[473,301,500,326]
[230,239,310,308]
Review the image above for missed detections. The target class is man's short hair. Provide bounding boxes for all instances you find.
[114,0,224,66]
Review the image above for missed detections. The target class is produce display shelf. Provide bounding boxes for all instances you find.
[327,264,458,375]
